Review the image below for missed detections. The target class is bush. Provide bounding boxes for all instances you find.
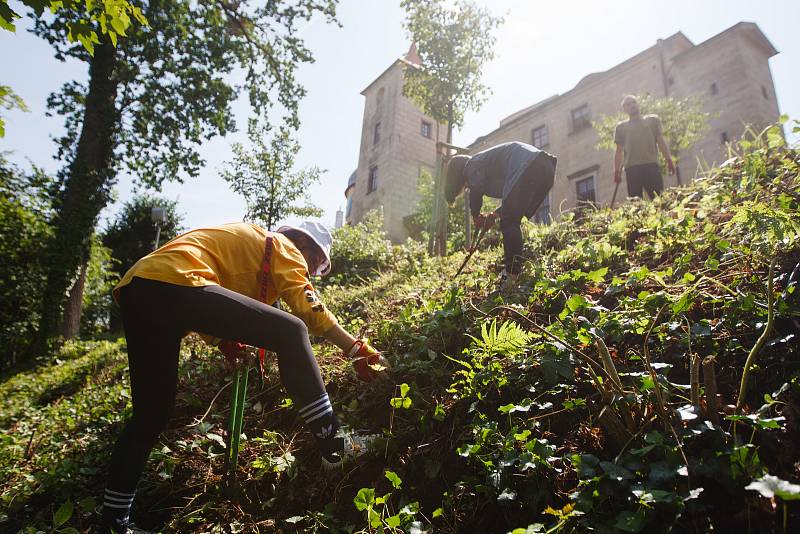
[0,159,54,367]
[326,209,427,286]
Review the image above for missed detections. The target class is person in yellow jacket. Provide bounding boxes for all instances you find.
[101,221,386,533]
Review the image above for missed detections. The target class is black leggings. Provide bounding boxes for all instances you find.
[107,277,326,492]
[499,154,556,274]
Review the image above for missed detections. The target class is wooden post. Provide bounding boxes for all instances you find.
[702,356,720,426]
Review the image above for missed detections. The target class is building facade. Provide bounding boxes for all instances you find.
[468,22,780,216]
[345,22,780,240]
[345,45,445,241]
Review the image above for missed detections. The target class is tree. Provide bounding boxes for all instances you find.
[221,120,323,230]
[102,192,184,277]
[593,93,713,186]
[31,0,339,350]
[102,192,183,330]
[401,0,502,255]
[0,0,147,137]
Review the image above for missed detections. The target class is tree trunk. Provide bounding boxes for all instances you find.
[60,263,87,339]
[433,104,454,257]
[34,40,119,353]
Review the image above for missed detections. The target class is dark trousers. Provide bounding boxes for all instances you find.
[625,162,663,199]
[499,154,556,275]
[107,277,326,492]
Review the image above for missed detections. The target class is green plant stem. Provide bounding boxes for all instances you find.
[736,256,776,413]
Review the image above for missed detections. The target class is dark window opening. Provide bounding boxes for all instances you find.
[576,176,596,205]
[571,104,591,132]
[762,85,769,100]
[533,193,551,224]
[421,120,432,138]
[373,122,381,145]
[721,132,729,144]
[532,124,549,147]
[710,83,718,96]
[367,166,378,193]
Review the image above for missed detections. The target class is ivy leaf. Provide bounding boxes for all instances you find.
[353,487,375,511]
[53,501,73,527]
[745,475,800,501]
[385,470,402,489]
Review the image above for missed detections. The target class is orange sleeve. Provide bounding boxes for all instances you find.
[271,237,338,336]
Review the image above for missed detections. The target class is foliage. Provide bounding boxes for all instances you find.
[79,235,118,336]
[221,119,322,229]
[0,84,28,138]
[401,0,502,130]
[593,93,712,172]
[325,209,427,286]
[3,123,800,532]
[32,0,340,345]
[1,0,146,53]
[0,158,54,366]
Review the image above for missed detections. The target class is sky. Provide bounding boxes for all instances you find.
[1,0,798,232]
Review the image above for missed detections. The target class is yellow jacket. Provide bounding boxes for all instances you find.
[114,222,338,336]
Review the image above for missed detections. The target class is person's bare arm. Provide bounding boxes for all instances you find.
[614,144,624,183]
[656,134,675,174]
[322,323,358,352]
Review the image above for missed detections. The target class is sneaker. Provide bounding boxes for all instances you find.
[321,430,376,470]
[101,518,151,534]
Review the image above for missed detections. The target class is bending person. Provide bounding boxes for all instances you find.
[102,221,387,533]
[445,141,557,283]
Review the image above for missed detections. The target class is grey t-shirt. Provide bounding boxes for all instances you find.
[614,115,663,167]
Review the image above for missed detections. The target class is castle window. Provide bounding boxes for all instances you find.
[571,104,591,132]
[710,83,718,96]
[421,120,432,138]
[762,85,769,100]
[368,166,378,193]
[721,132,729,144]
[575,175,596,205]
[531,124,549,147]
[373,122,381,145]
[533,192,551,224]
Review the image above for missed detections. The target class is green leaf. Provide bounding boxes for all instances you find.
[566,294,589,312]
[353,487,375,511]
[745,474,800,501]
[586,267,608,283]
[614,508,647,533]
[386,514,401,528]
[402,397,412,409]
[385,470,402,489]
[400,383,410,397]
[432,507,443,518]
[54,501,73,527]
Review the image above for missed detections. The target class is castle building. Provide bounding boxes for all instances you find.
[345,22,780,240]
[344,44,445,241]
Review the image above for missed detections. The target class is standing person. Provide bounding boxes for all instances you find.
[102,221,388,533]
[445,141,557,284]
[613,95,675,200]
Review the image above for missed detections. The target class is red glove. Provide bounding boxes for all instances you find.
[346,339,386,382]
[218,340,249,364]
[473,214,489,230]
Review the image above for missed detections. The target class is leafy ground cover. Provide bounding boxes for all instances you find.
[2,125,800,532]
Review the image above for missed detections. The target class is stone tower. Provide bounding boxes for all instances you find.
[346,44,444,242]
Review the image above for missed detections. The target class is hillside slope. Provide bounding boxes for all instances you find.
[2,126,800,533]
